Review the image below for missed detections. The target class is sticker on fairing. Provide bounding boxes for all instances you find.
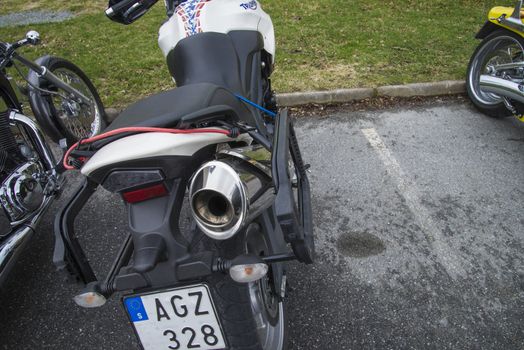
[240,0,257,10]
[176,0,211,36]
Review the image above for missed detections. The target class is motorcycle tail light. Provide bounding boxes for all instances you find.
[229,263,268,283]
[122,183,168,204]
[74,291,107,308]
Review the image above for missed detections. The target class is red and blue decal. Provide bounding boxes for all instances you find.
[176,0,212,37]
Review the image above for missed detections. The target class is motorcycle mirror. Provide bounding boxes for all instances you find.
[25,30,40,45]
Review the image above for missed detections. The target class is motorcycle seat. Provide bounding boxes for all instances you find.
[105,82,252,131]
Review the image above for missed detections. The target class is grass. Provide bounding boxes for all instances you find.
[0,0,503,107]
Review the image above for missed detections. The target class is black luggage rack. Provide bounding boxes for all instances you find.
[53,108,314,294]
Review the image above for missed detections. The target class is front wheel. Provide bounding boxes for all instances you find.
[466,29,524,118]
[200,223,288,350]
[28,56,106,144]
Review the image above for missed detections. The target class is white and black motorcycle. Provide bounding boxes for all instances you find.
[54,1,314,349]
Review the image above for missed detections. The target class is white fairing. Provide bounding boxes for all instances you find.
[158,0,275,63]
[81,132,232,176]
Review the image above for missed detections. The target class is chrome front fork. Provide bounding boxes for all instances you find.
[9,110,57,173]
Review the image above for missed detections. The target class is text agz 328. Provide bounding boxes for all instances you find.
[53,1,315,349]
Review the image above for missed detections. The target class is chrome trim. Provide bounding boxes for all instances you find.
[492,61,524,72]
[189,157,274,240]
[9,111,57,172]
[9,193,53,227]
[218,145,272,177]
[479,75,524,104]
[499,0,524,31]
[0,161,44,221]
[0,193,53,285]
[0,226,33,284]
[189,161,249,240]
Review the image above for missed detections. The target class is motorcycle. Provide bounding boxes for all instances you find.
[53,0,315,349]
[0,30,105,285]
[467,0,524,121]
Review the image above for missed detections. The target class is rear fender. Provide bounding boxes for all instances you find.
[476,6,524,39]
[476,21,503,39]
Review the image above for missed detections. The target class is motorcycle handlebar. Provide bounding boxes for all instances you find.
[106,0,180,23]
[105,0,139,18]
[0,31,40,70]
[106,0,161,24]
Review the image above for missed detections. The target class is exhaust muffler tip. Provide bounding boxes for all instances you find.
[189,161,248,240]
[192,190,235,226]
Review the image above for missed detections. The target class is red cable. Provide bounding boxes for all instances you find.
[63,126,232,171]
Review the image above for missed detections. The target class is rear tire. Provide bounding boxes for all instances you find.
[197,224,288,350]
[466,29,524,118]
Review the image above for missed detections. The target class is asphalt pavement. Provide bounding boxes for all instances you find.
[1,99,523,349]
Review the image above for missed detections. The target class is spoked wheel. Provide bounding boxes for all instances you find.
[49,67,104,141]
[28,56,106,144]
[467,29,524,118]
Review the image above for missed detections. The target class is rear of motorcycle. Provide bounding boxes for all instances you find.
[467,1,524,121]
[54,1,314,347]
[54,109,313,349]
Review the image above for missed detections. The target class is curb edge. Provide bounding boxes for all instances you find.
[105,80,467,121]
[277,80,466,107]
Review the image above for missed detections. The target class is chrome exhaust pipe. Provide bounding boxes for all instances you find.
[189,146,273,240]
[0,226,34,285]
[479,75,524,104]
[0,195,53,285]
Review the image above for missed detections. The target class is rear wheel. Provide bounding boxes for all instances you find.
[467,30,524,118]
[199,223,287,350]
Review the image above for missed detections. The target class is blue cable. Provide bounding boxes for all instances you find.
[234,94,277,118]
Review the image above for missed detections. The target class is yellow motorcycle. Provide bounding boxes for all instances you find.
[467,1,524,121]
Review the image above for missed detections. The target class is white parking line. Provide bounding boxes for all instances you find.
[361,127,465,279]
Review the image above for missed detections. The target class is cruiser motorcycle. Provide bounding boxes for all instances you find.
[467,0,524,121]
[0,30,105,286]
[54,0,314,349]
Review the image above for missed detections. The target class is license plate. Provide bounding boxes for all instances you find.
[124,284,227,350]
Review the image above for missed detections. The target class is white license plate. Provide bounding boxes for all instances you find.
[124,284,227,350]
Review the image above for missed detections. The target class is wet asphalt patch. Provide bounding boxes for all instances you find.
[336,232,385,258]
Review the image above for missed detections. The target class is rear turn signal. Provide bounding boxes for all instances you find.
[122,183,168,204]
[74,291,107,308]
[229,263,268,283]
[227,254,269,283]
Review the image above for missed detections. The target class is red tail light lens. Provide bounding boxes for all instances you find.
[122,183,168,204]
